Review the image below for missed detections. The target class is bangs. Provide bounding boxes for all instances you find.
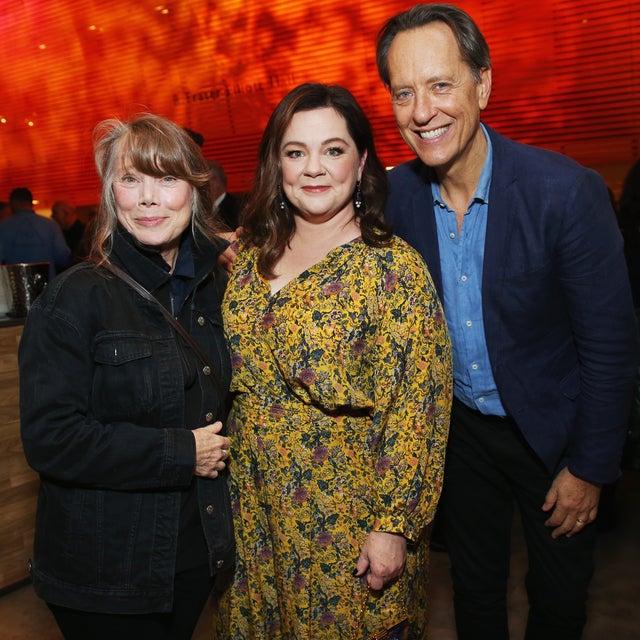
[116,126,191,178]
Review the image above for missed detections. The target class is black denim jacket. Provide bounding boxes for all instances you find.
[19,230,234,614]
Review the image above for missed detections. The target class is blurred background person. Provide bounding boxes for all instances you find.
[51,199,87,266]
[618,159,640,307]
[0,187,70,279]
[0,200,11,222]
[19,114,234,640]
[183,127,205,149]
[618,159,640,473]
[207,159,242,231]
[214,83,452,639]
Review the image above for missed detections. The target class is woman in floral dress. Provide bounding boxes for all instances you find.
[215,83,452,639]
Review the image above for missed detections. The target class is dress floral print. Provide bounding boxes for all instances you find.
[215,236,452,639]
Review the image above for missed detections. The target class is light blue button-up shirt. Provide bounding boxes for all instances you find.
[432,126,506,415]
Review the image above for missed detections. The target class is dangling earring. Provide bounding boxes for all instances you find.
[278,189,286,211]
[354,180,363,210]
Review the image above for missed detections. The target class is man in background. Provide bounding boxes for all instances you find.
[51,200,87,265]
[376,4,638,639]
[207,159,242,230]
[0,187,70,279]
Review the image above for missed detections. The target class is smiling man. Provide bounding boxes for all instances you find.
[376,4,638,640]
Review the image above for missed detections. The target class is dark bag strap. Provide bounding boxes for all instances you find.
[102,261,217,376]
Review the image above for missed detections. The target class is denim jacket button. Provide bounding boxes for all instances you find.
[202,365,211,376]
[216,560,224,569]
[206,504,214,515]
[197,316,205,326]
[205,412,213,422]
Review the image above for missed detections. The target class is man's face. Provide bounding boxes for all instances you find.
[386,22,491,173]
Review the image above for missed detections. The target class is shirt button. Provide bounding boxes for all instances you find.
[205,412,214,422]
[206,504,214,515]
[203,366,211,376]
[449,232,455,239]
[461,275,468,282]
[478,397,485,403]
[472,364,478,370]
[216,560,225,569]
[465,320,472,327]
[197,316,205,326]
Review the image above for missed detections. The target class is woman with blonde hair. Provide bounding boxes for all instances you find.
[19,113,234,639]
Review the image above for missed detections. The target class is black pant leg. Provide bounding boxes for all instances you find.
[48,564,213,640]
[512,466,595,640]
[169,563,214,639]
[442,399,596,640]
[439,401,515,640]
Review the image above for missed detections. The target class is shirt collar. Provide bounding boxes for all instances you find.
[171,233,195,279]
[431,123,493,207]
[109,225,226,293]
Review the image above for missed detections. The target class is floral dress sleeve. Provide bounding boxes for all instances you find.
[367,239,453,541]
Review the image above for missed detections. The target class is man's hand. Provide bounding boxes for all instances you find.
[542,466,601,538]
[217,227,243,274]
[354,531,407,590]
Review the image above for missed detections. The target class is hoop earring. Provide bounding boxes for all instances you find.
[354,180,363,210]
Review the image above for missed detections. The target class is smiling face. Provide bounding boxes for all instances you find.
[387,22,491,177]
[280,107,366,225]
[113,165,193,267]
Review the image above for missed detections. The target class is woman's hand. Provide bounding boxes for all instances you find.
[354,531,407,590]
[192,421,231,478]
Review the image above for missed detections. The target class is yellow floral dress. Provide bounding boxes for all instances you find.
[216,236,452,639]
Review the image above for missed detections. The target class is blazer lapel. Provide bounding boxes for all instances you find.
[483,128,519,293]
[482,127,519,360]
[410,163,444,298]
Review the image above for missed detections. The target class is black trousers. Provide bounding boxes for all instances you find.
[48,564,213,640]
[439,399,596,640]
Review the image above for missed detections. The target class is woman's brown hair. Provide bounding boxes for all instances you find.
[241,83,392,278]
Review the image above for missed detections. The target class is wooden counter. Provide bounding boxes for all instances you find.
[0,318,39,591]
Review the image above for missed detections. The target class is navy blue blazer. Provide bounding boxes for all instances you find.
[386,124,638,484]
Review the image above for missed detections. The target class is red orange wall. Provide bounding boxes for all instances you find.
[0,0,638,210]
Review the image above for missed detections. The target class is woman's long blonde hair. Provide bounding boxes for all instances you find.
[90,113,221,263]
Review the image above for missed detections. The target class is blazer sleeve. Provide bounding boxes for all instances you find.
[552,168,638,482]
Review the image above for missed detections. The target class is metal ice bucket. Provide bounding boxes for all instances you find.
[0,266,11,315]
[2,262,50,316]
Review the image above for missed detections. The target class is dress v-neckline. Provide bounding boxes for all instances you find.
[265,237,362,297]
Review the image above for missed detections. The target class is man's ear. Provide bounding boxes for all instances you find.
[478,67,492,111]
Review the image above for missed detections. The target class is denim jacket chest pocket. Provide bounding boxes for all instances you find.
[92,332,155,419]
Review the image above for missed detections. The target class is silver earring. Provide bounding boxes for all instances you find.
[279,190,286,210]
[354,180,363,210]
